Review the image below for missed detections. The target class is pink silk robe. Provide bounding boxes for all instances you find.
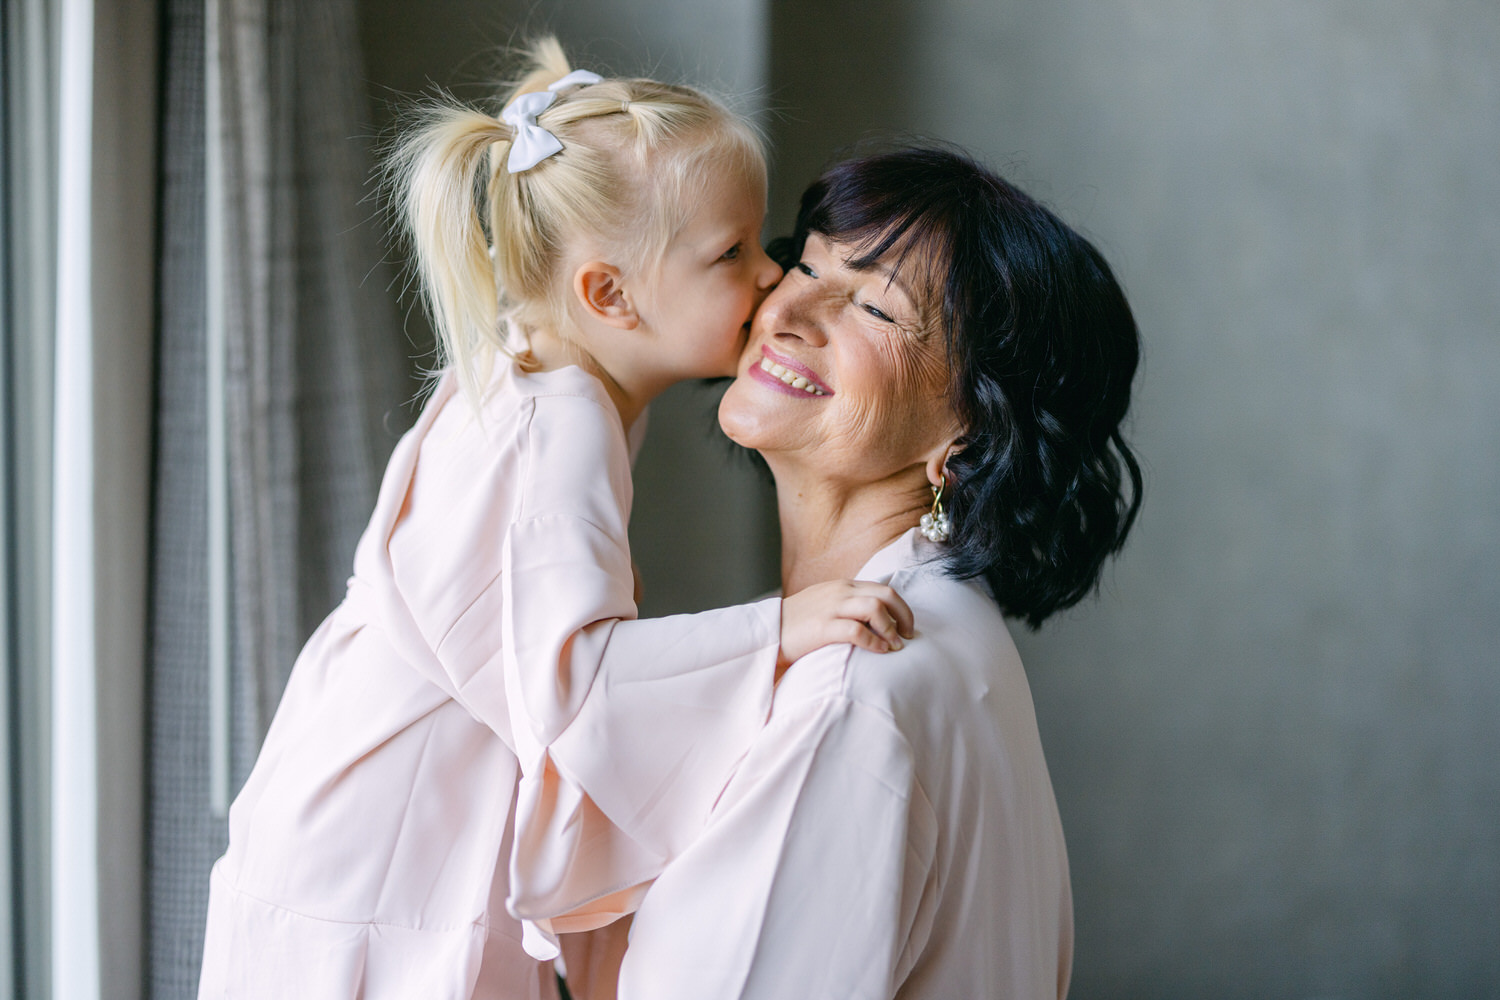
[199,362,780,998]
[618,529,1074,1000]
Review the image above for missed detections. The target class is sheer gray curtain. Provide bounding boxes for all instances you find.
[148,0,410,994]
[2,0,56,992]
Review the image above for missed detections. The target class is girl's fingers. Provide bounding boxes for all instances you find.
[847,583,916,638]
[777,579,916,664]
[838,618,892,654]
[844,597,903,648]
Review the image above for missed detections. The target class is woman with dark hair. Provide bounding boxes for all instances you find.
[593,145,1142,999]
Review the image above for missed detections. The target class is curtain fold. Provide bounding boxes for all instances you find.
[147,3,211,994]
[1,0,58,992]
[211,0,409,749]
[148,0,409,993]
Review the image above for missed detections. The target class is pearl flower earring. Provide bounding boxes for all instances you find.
[920,476,951,543]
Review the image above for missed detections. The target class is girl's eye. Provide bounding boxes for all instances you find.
[719,243,742,262]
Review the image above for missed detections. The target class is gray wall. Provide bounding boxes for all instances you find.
[362,2,1500,996]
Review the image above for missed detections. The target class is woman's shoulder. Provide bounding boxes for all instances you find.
[848,562,1023,717]
[837,563,1058,845]
[774,552,1024,748]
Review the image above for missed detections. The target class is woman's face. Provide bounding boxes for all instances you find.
[719,234,961,485]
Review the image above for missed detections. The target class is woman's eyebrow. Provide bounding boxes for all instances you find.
[866,261,918,306]
[832,244,913,298]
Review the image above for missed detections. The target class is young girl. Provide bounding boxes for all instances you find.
[198,38,913,1000]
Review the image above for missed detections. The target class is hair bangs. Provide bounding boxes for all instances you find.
[794,156,967,337]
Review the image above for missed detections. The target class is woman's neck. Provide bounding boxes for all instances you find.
[770,461,930,594]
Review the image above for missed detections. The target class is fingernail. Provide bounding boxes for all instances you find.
[890,637,904,650]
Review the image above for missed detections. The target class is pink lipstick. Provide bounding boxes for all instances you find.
[749,346,833,398]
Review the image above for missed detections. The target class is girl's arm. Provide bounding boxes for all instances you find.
[500,511,915,852]
[494,391,912,938]
[502,545,915,949]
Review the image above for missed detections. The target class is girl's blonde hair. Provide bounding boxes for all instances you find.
[388,37,766,404]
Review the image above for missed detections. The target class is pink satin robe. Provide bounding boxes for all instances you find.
[618,529,1074,1000]
[198,362,780,998]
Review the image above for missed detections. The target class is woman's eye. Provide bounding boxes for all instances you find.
[719,243,742,262]
[862,302,894,323]
[795,261,817,278]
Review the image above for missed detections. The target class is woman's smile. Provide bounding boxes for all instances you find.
[750,346,832,397]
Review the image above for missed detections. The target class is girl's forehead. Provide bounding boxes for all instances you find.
[684,165,765,223]
[695,153,766,199]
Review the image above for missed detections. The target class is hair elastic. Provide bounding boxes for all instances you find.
[500,69,603,173]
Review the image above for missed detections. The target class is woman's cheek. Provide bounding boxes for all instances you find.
[849,345,922,433]
[836,382,948,470]
[837,398,900,457]
[881,337,942,401]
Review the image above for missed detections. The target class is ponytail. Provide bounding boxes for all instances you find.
[389,105,511,403]
[387,37,765,406]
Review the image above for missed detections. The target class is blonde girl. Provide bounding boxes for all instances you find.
[198,38,912,1000]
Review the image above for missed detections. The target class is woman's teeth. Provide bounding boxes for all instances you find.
[760,357,827,395]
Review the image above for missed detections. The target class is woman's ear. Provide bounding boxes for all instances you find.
[573,262,640,329]
[924,440,963,489]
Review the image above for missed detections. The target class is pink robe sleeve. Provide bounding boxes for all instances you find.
[496,392,782,944]
[614,659,940,1000]
[336,372,779,957]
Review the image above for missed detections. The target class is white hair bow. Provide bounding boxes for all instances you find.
[501,69,604,173]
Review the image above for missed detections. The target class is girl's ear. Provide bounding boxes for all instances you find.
[573,261,640,329]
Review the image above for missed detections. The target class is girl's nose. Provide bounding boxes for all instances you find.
[754,243,782,290]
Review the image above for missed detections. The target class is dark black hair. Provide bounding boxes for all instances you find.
[780,145,1143,627]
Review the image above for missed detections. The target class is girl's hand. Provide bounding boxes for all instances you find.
[778,580,916,675]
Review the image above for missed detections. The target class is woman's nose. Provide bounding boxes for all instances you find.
[762,281,828,347]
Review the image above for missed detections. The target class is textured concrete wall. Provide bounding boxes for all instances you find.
[768,1,1500,996]
[359,0,780,616]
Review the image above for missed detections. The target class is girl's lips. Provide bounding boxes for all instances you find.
[753,346,834,396]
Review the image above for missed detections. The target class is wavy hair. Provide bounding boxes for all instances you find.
[781,145,1143,627]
